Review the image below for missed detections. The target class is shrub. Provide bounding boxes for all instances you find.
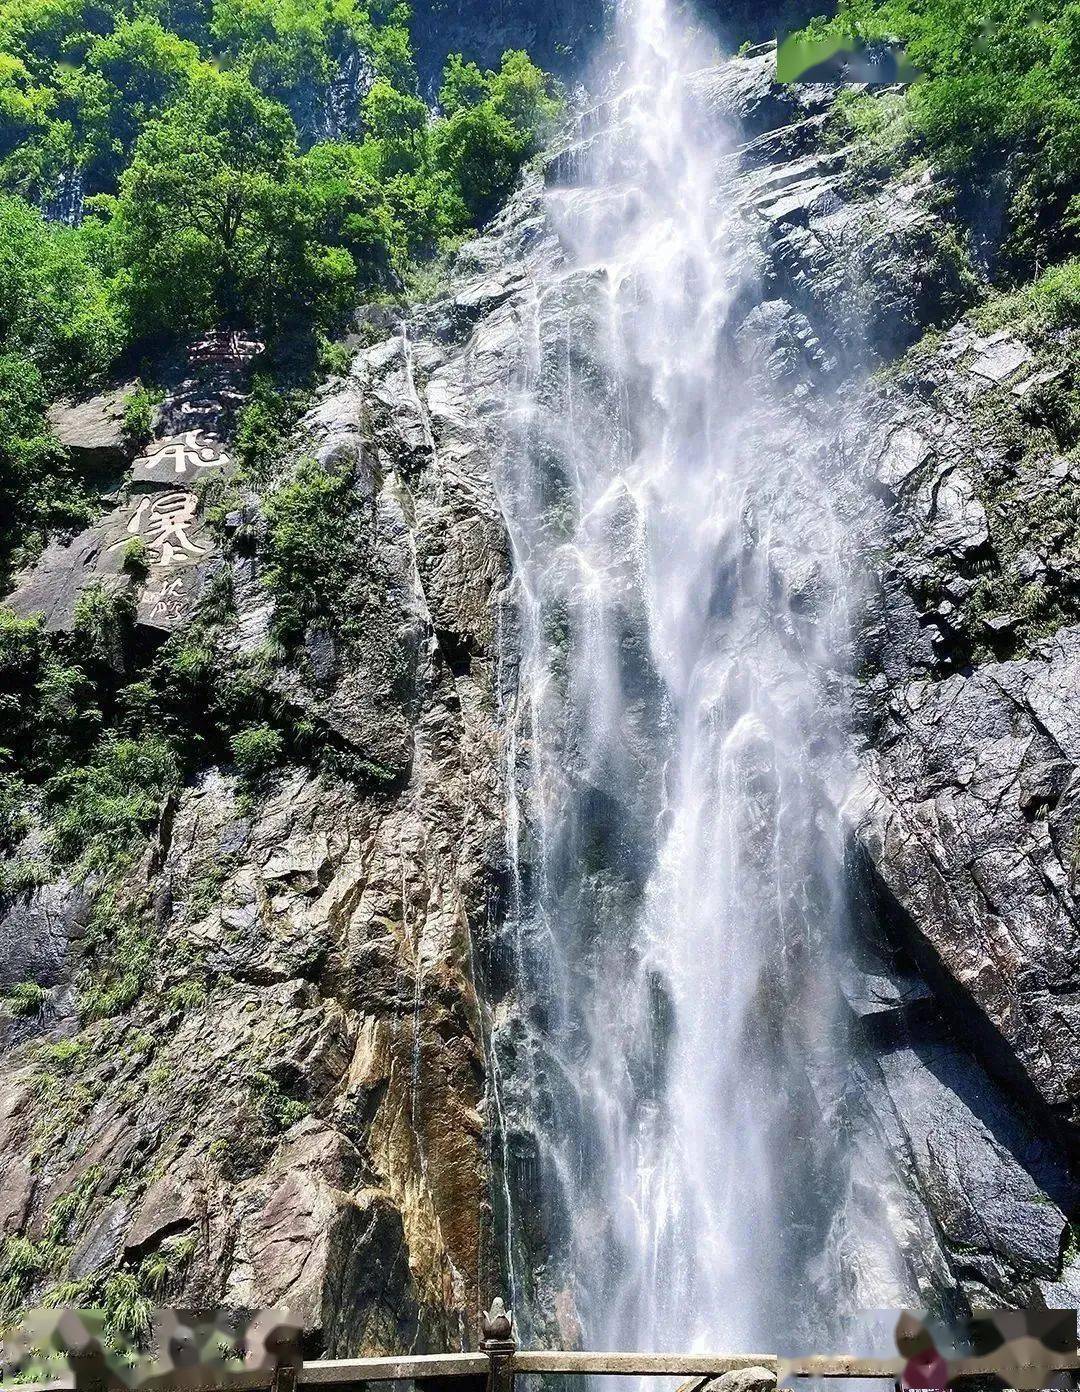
[121,386,159,446]
[47,734,179,865]
[166,977,207,1010]
[35,1038,85,1072]
[139,1233,196,1293]
[72,582,134,669]
[0,772,30,848]
[77,888,156,1021]
[798,0,1080,268]
[0,607,103,777]
[262,457,357,639]
[0,1235,44,1316]
[229,723,284,780]
[978,258,1080,334]
[1029,260,1080,329]
[120,537,149,576]
[6,980,46,1015]
[233,375,314,479]
[249,1069,308,1131]
[101,1269,152,1342]
[0,854,49,897]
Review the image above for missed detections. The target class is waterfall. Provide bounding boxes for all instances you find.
[493,0,910,1360]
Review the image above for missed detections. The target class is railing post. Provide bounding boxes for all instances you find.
[481,1299,516,1392]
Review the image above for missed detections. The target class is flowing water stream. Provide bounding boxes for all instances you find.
[493,0,908,1357]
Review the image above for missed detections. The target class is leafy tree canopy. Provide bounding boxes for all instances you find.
[0,0,563,578]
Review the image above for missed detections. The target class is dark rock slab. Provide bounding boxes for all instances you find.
[850,621,1080,1131]
[0,880,90,991]
[6,524,131,631]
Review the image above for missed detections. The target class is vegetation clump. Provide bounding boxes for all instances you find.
[797,0,1080,272]
[0,0,562,579]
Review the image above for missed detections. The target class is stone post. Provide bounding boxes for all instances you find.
[481,1298,516,1392]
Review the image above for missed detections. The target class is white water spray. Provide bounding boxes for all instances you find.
[493,0,909,1358]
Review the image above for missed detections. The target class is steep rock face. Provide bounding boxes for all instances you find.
[843,312,1080,1166]
[0,312,512,1348]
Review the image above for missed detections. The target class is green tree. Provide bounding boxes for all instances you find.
[79,18,199,183]
[438,53,486,114]
[430,49,562,223]
[362,77,426,172]
[430,100,522,222]
[0,191,123,381]
[808,0,1080,266]
[300,137,402,276]
[107,70,303,331]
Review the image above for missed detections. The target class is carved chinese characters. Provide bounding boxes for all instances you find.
[131,431,232,490]
[7,344,256,635]
[108,493,209,568]
[9,420,234,634]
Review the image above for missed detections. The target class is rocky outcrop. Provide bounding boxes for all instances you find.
[841,310,1080,1163]
[47,386,141,473]
[10,337,262,636]
[849,636,1080,1126]
[0,299,514,1345]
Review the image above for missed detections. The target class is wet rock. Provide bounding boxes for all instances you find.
[688,48,810,136]
[0,880,90,990]
[6,526,132,631]
[0,1154,34,1234]
[125,1170,201,1255]
[69,1199,131,1279]
[847,276,1080,1148]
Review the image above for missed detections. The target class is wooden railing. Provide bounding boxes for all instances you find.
[257,1349,1080,1388]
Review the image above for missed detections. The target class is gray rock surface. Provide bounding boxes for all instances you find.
[10,365,244,635]
[709,1368,777,1392]
[47,386,138,472]
[837,299,1080,1165]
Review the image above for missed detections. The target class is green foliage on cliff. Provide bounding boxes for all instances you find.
[48,734,180,865]
[802,0,1080,269]
[262,455,359,639]
[0,194,121,580]
[0,0,563,339]
[0,0,560,910]
[0,0,561,581]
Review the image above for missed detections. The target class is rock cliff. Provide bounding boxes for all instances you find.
[0,315,512,1348]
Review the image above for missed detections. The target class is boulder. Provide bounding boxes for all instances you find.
[848,634,1080,1132]
[707,1368,777,1392]
[48,386,138,472]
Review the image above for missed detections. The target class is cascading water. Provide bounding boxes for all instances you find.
[492,0,911,1359]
